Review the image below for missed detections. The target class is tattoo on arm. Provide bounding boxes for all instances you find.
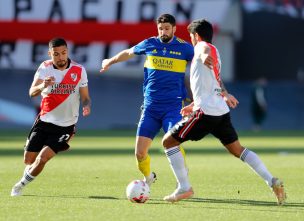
[219,80,227,94]
[82,98,91,107]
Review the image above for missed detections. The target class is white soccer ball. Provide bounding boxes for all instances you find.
[126,180,150,203]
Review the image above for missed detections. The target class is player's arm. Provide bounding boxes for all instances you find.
[80,86,91,117]
[100,48,135,72]
[29,76,55,97]
[198,45,238,109]
[199,44,213,69]
[220,80,239,109]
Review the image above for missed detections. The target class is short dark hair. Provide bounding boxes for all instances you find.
[49,37,67,48]
[187,19,213,43]
[156,14,176,26]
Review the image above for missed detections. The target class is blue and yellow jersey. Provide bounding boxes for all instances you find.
[133,36,194,107]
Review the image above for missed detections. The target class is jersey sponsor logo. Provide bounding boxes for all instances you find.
[214,88,223,96]
[49,72,79,94]
[50,84,76,94]
[151,49,157,54]
[144,55,187,73]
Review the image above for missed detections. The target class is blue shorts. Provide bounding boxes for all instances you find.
[136,104,182,139]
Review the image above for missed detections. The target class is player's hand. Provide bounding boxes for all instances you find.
[43,76,55,87]
[83,105,91,117]
[224,94,239,109]
[100,59,111,72]
[180,104,194,117]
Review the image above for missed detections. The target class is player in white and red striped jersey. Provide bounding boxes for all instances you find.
[11,38,91,197]
[162,19,286,205]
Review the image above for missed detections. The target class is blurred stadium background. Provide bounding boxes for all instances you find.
[0,0,303,130]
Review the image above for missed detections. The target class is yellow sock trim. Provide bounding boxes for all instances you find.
[179,145,187,167]
[137,155,151,177]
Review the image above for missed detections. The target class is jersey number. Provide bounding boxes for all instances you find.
[58,134,70,142]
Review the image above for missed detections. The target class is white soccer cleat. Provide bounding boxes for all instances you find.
[271,177,287,205]
[163,187,194,203]
[11,183,23,197]
[144,172,157,186]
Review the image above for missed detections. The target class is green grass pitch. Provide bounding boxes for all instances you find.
[1,130,304,221]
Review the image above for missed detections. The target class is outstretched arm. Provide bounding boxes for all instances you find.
[100,48,135,72]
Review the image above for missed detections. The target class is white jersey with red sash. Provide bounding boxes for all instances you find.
[34,59,88,126]
[190,41,229,116]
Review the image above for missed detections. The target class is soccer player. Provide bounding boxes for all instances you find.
[11,38,91,196]
[162,19,286,205]
[100,14,212,186]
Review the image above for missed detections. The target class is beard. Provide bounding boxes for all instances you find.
[160,35,173,43]
[56,60,67,68]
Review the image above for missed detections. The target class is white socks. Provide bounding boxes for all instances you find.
[18,171,35,187]
[240,148,273,187]
[23,165,31,177]
[165,146,191,191]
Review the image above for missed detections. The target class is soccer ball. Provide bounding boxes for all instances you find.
[126,180,150,203]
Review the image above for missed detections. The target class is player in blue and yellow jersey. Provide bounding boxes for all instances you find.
[100,14,212,187]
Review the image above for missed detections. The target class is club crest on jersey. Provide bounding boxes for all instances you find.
[70,73,77,81]
[162,47,167,55]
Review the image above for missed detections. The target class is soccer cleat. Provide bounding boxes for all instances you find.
[11,183,24,197]
[271,177,286,205]
[163,187,194,203]
[144,172,157,186]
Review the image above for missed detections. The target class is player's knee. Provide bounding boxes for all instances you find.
[162,138,169,148]
[24,156,35,165]
[229,150,240,158]
[135,151,146,161]
[24,159,32,165]
[224,140,244,158]
[162,135,174,149]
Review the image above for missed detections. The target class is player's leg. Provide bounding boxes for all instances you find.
[214,113,286,205]
[28,146,56,176]
[225,140,274,184]
[11,147,56,197]
[11,151,38,196]
[11,120,74,196]
[162,133,193,202]
[11,121,45,196]
[162,111,208,202]
[135,136,156,185]
[23,151,37,176]
[162,108,188,170]
[225,140,286,205]
[136,108,160,186]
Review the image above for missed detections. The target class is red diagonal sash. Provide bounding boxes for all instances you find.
[40,66,82,116]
